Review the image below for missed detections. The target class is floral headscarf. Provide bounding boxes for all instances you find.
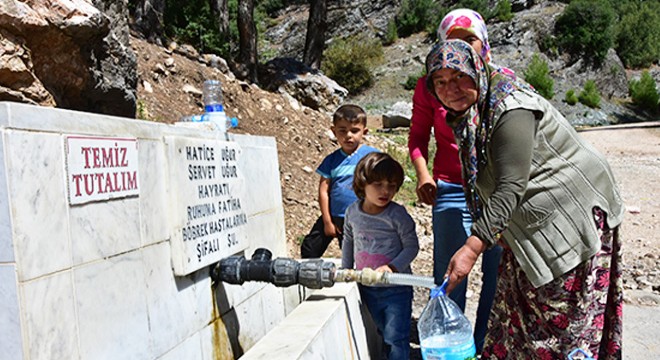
[438,9,491,62]
[425,39,533,219]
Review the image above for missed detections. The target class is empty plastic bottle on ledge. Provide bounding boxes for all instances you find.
[203,79,229,132]
[179,80,238,131]
[179,114,205,122]
[418,279,476,360]
[203,79,224,113]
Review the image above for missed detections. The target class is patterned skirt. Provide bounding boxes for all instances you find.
[481,208,623,360]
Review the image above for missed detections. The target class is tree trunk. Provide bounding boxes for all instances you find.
[237,0,258,82]
[133,0,166,45]
[208,0,229,38]
[303,0,327,69]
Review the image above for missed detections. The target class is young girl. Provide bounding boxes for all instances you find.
[342,152,419,360]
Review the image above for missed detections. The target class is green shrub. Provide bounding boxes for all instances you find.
[321,35,383,94]
[565,89,578,105]
[163,0,275,61]
[384,143,417,204]
[383,20,398,46]
[456,0,495,21]
[495,0,514,22]
[404,68,426,90]
[629,71,659,112]
[555,0,616,65]
[136,100,149,120]
[615,1,660,68]
[609,66,620,77]
[257,0,285,16]
[578,80,601,108]
[523,54,554,99]
[538,35,559,57]
[164,0,240,58]
[424,10,449,39]
[396,0,440,38]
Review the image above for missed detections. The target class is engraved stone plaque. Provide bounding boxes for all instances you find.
[166,137,248,275]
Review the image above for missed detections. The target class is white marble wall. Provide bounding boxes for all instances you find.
[240,283,373,360]
[0,102,295,359]
[0,110,23,359]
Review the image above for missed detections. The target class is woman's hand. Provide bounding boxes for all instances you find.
[416,174,437,205]
[444,235,487,294]
[412,156,437,205]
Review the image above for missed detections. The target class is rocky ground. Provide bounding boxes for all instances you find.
[131,29,659,357]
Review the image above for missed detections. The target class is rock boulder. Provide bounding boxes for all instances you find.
[259,57,347,112]
[0,0,136,117]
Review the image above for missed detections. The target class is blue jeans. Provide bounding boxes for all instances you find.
[359,285,412,360]
[432,179,502,353]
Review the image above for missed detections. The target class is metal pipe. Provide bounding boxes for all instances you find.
[211,248,335,289]
[211,248,437,289]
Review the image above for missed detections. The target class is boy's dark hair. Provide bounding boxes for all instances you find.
[333,104,367,126]
[353,152,404,199]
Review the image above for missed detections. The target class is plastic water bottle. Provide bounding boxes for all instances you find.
[203,79,228,132]
[418,279,476,360]
[179,114,205,122]
[203,79,224,113]
[178,80,238,130]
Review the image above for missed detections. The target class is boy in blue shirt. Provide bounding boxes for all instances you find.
[300,104,379,258]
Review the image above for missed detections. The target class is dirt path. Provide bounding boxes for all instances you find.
[579,123,660,302]
[578,124,660,359]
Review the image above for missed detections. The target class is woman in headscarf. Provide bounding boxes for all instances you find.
[407,9,502,353]
[425,39,624,359]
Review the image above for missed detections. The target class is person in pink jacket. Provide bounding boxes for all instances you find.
[407,9,502,353]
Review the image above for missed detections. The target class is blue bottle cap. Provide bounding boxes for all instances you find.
[430,278,449,298]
